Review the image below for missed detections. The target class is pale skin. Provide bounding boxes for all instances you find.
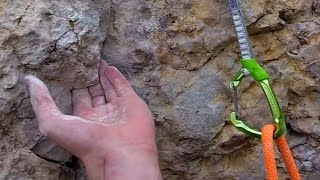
[25,60,162,180]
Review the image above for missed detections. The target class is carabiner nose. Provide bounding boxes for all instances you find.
[230,59,286,138]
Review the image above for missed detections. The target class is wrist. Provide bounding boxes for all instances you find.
[82,151,106,180]
[82,143,162,180]
[104,143,162,180]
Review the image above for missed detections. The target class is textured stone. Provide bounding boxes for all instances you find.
[303,161,314,171]
[1,0,320,179]
[0,0,110,178]
[312,154,320,170]
[103,0,320,179]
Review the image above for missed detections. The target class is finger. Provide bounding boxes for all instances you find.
[99,60,118,101]
[25,75,64,135]
[25,76,98,159]
[88,83,107,107]
[40,115,96,157]
[72,88,92,116]
[103,64,136,97]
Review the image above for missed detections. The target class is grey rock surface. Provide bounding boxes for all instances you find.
[1,0,320,179]
[0,0,110,179]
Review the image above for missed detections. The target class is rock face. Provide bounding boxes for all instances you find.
[1,0,320,179]
[0,0,110,179]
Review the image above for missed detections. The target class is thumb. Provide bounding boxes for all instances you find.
[25,75,64,135]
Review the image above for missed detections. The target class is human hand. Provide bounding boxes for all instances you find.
[25,61,161,180]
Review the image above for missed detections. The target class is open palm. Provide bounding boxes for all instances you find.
[25,61,159,179]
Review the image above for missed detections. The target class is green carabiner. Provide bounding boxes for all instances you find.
[230,59,286,138]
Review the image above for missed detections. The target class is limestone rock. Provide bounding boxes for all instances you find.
[1,0,320,179]
[0,0,110,178]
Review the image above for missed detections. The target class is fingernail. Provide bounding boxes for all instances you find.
[110,66,120,72]
[100,60,108,67]
[104,66,121,77]
[24,75,38,91]
[24,76,31,90]
[24,75,47,91]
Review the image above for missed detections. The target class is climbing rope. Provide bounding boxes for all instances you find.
[262,124,301,180]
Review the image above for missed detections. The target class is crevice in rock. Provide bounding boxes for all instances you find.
[16,0,35,26]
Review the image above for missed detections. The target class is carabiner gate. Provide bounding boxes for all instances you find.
[230,59,286,138]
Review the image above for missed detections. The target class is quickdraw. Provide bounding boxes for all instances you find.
[227,0,286,138]
[226,1,301,179]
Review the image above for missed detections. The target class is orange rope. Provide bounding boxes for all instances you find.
[262,124,301,180]
[262,125,278,180]
[276,136,301,179]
